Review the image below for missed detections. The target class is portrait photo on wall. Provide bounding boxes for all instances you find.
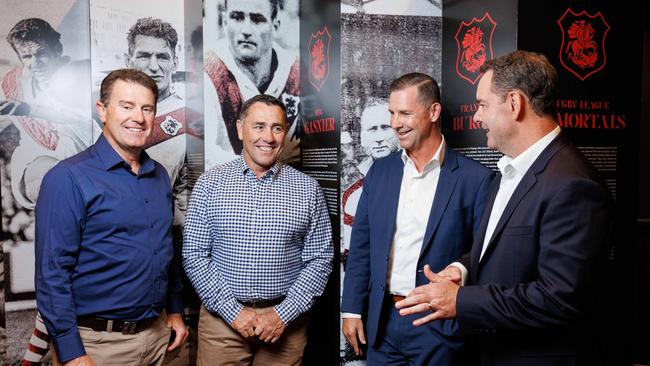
[0,0,94,362]
[202,0,301,170]
[90,0,192,229]
[339,8,441,364]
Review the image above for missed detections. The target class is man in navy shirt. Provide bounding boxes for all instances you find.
[35,69,187,365]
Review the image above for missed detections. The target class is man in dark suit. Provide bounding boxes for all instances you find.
[341,73,493,365]
[397,51,611,366]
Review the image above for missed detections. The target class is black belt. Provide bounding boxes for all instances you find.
[241,297,285,308]
[77,316,156,334]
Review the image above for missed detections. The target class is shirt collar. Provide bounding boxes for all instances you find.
[94,133,155,174]
[238,156,282,178]
[400,135,446,173]
[497,125,561,178]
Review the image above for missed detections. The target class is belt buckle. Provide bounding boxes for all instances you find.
[122,321,137,335]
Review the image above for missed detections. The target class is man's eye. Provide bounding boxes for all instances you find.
[230,12,244,21]
[250,14,267,24]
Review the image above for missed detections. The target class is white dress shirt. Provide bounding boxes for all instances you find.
[387,140,445,295]
[451,126,561,283]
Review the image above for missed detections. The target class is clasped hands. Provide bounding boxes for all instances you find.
[231,307,286,343]
[395,264,462,326]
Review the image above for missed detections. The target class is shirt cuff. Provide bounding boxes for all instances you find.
[448,262,468,286]
[217,299,244,325]
[274,297,301,325]
[166,294,184,315]
[341,312,362,319]
[53,327,86,363]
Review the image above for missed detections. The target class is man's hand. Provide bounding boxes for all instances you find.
[396,265,459,326]
[438,265,462,285]
[231,308,258,339]
[166,313,189,351]
[63,355,96,366]
[342,318,366,356]
[254,309,286,343]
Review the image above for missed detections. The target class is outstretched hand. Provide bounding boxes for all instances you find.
[395,265,459,326]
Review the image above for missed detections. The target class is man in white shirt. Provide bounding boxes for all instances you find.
[341,73,493,365]
[397,51,611,366]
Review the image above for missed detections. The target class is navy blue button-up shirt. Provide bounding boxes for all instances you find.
[35,134,183,362]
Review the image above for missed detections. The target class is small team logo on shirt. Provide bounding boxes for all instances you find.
[281,93,300,122]
[160,116,182,136]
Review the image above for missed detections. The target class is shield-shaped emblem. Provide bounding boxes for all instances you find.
[557,8,610,81]
[455,12,497,85]
[308,26,331,92]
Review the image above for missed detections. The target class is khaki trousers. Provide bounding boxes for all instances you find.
[52,314,171,366]
[197,305,308,366]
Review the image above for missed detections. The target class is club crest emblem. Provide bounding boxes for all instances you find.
[308,26,331,92]
[455,12,496,84]
[557,8,610,80]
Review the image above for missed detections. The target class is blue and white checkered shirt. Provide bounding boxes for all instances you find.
[183,157,333,325]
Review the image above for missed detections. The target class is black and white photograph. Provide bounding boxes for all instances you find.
[202,0,301,170]
[341,0,441,16]
[339,8,442,365]
[0,1,94,363]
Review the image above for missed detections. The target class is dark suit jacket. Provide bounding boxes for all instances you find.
[456,133,611,366]
[341,147,493,348]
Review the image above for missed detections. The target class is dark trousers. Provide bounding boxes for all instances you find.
[367,295,465,366]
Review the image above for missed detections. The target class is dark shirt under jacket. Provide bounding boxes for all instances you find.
[35,134,183,362]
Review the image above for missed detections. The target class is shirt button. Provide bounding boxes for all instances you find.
[144,198,149,203]
[150,224,154,229]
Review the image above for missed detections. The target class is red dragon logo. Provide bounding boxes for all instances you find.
[557,8,610,80]
[455,12,496,84]
[308,26,331,92]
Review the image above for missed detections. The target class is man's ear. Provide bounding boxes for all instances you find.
[96,101,107,125]
[236,119,244,141]
[124,53,131,67]
[273,18,281,32]
[509,91,525,121]
[429,102,442,124]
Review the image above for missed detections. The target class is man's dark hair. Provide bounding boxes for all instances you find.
[7,18,63,56]
[389,72,441,107]
[224,0,280,20]
[480,50,559,117]
[127,17,178,58]
[239,94,287,122]
[100,68,159,106]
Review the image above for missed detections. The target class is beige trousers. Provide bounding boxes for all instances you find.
[197,305,308,366]
[52,314,171,366]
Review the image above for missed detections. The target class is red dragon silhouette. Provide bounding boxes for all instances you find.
[565,20,598,69]
[311,38,326,81]
[461,27,486,73]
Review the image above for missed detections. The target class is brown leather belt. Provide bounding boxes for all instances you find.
[77,316,155,334]
[241,297,285,308]
[390,295,406,303]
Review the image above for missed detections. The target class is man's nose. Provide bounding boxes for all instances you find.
[147,55,160,70]
[131,108,145,122]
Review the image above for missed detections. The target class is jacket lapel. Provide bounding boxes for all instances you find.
[419,147,459,258]
[377,154,404,260]
[470,176,500,282]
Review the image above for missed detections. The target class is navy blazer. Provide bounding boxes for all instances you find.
[456,133,612,366]
[341,146,493,348]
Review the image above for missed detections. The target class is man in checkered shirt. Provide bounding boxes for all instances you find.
[183,94,333,365]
